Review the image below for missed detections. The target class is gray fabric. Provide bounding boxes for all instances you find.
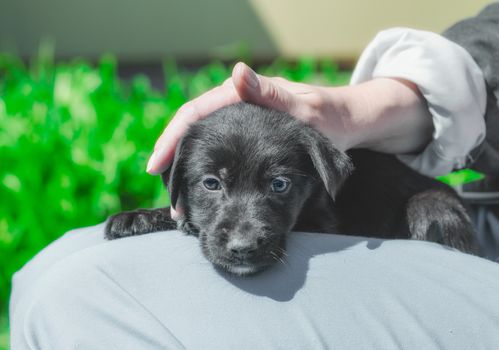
[473,204,499,261]
[10,223,499,349]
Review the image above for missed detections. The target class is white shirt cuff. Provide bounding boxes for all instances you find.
[350,27,487,177]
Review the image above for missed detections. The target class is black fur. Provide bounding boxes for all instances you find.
[105,103,480,275]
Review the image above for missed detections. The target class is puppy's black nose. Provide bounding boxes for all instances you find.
[227,239,257,258]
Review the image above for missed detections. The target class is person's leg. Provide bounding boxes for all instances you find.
[9,223,107,316]
[11,224,499,349]
[10,223,185,349]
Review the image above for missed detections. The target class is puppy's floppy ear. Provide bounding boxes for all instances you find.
[161,135,189,209]
[301,127,353,199]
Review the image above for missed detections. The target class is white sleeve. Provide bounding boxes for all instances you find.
[350,27,487,177]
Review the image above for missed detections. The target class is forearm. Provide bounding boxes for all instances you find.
[330,78,434,154]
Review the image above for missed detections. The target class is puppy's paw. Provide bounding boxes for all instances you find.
[407,189,481,255]
[104,208,176,240]
[105,211,148,240]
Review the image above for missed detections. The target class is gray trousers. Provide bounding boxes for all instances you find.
[10,223,499,349]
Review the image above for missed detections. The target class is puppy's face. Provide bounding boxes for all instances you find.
[183,143,315,275]
[164,103,351,275]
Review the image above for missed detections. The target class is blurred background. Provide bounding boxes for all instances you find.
[0,0,491,347]
[1,0,490,62]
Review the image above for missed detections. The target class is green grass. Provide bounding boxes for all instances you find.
[0,48,351,348]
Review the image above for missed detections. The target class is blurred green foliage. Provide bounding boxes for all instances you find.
[437,168,485,186]
[0,46,351,348]
[0,313,6,350]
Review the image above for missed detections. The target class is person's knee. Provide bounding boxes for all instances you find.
[10,247,108,349]
[10,224,107,314]
[11,240,186,349]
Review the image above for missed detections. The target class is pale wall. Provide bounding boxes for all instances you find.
[0,0,493,61]
[250,0,493,59]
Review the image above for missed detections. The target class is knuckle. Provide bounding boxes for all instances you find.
[266,85,281,104]
[307,91,325,111]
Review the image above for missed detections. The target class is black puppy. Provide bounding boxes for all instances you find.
[106,102,480,275]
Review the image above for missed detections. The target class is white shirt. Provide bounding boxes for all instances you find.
[350,28,487,177]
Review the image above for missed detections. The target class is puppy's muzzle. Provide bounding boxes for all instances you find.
[217,219,267,260]
[226,237,258,259]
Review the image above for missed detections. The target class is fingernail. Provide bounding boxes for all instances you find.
[245,65,259,89]
[146,151,157,173]
[171,207,179,220]
[171,203,185,221]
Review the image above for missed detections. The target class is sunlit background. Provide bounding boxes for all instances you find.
[0,0,491,347]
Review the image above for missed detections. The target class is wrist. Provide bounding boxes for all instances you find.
[339,78,434,154]
[306,85,361,152]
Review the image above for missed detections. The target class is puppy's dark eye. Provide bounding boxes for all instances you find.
[271,177,290,193]
[203,177,221,191]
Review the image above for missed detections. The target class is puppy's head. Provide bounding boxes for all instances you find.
[163,103,352,275]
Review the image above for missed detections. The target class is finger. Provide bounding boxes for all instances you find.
[232,62,297,113]
[222,77,234,87]
[147,83,241,174]
[146,103,197,174]
[170,201,185,221]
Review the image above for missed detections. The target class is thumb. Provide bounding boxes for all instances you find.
[232,62,295,112]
